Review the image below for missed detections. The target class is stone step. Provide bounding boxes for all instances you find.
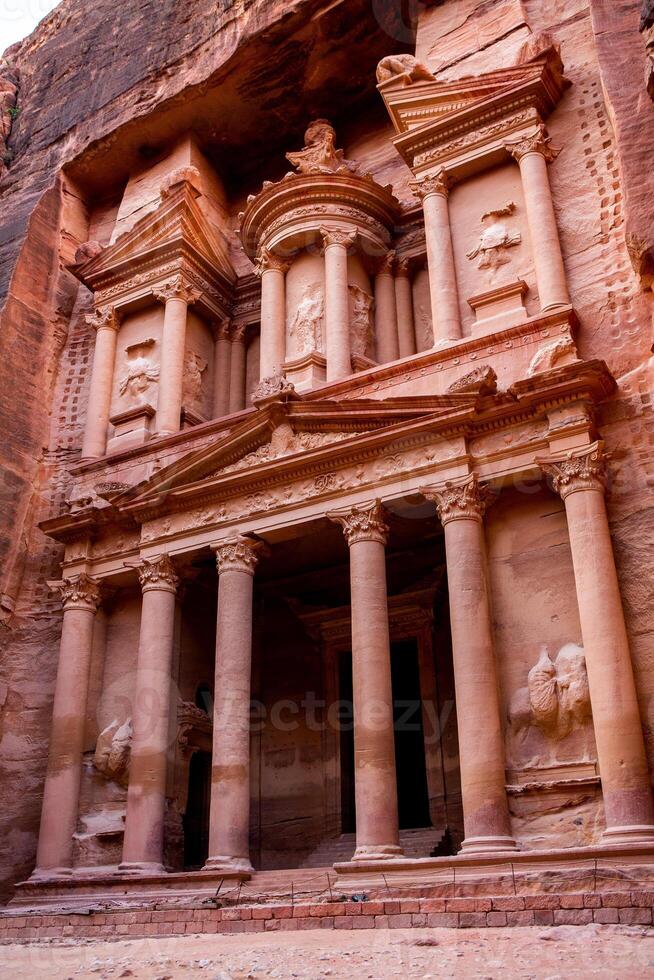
[299,826,445,868]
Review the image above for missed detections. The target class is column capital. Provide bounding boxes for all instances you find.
[395,255,412,279]
[154,273,202,305]
[213,536,264,576]
[254,247,291,276]
[328,499,389,546]
[230,322,247,345]
[505,123,560,163]
[52,573,102,612]
[320,226,357,250]
[375,250,396,276]
[136,555,180,593]
[411,169,451,201]
[421,474,494,525]
[214,317,232,341]
[85,306,121,333]
[537,441,609,499]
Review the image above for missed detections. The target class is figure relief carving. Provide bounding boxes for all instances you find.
[93,718,132,787]
[466,203,522,279]
[55,574,101,611]
[251,374,296,405]
[286,119,360,176]
[411,170,450,201]
[137,555,179,593]
[527,336,579,376]
[154,273,201,305]
[118,339,159,404]
[349,284,374,358]
[182,349,207,411]
[505,123,560,163]
[538,442,608,499]
[327,499,389,546]
[288,285,325,356]
[507,644,593,766]
[376,54,435,85]
[421,474,494,525]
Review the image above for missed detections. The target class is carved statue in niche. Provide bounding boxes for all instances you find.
[467,202,522,280]
[289,286,325,355]
[286,119,360,176]
[93,718,132,787]
[507,644,594,767]
[118,339,159,404]
[349,284,374,358]
[182,349,208,411]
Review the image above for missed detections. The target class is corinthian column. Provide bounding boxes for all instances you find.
[33,574,101,877]
[412,172,461,344]
[204,537,262,873]
[213,319,232,418]
[539,444,654,843]
[321,227,356,382]
[121,556,179,873]
[374,251,400,364]
[229,324,247,414]
[394,257,416,358]
[256,248,290,381]
[421,476,517,854]
[506,125,569,311]
[81,307,120,460]
[154,275,201,437]
[328,501,402,860]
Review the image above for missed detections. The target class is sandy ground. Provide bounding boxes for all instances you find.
[0,924,652,979]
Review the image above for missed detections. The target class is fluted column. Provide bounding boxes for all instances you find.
[321,227,356,382]
[32,575,101,877]
[120,556,179,873]
[256,248,289,382]
[204,537,262,873]
[374,251,400,364]
[81,307,120,460]
[507,125,569,311]
[328,501,402,860]
[412,172,461,345]
[213,319,232,418]
[394,257,416,358]
[154,275,201,437]
[228,324,247,414]
[540,444,654,843]
[421,476,517,854]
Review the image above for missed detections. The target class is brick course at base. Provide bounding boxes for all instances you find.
[1,891,652,942]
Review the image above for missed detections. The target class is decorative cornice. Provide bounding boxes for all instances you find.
[421,474,494,525]
[86,306,120,333]
[137,554,179,593]
[254,247,292,276]
[154,273,202,305]
[537,441,608,499]
[410,171,451,201]
[213,536,262,576]
[320,226,358,250]
[54,573,102,611]
[327,499,389,546]
[505,123,560,163]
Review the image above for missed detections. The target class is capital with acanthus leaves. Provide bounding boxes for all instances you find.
[320,226,358,251]
[537,442,609,499]
[327,499,389,547]
[153,274,202,306]
[136,555,179,593]
[213,536,266,576]
[254,248,292,277]
[411,170,451,201]
[420,474,494,525]
[52,573,102,612]
[505,124,560,163]
[86,306,120,333]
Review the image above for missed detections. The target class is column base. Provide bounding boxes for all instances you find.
[28,866,73,881]
[117,861,166,875]
[203,855,254,874]
[601,824,654,846]
[352,844,404,862]
[460,835,519,855]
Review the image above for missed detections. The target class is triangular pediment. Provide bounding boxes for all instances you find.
[71,181,235,293]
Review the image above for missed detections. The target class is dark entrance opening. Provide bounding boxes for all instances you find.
[338,640,431,834]
[183,750,211,869]
[391,639,431,829]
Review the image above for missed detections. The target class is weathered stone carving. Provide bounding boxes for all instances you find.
[137,555,179,592]
[74,240,103,263]
[86,306,121,333]
[421,474,494,525]
[447,365,498,396]
[411,170,451,200]
[159,164,201,198]
[320,226,358,250]
[328,499,389,546]
[286,119,359,175]
[505,124,560,163]
[118,339,159,402]
[251,375,296,405]
[289,286,324,355]
[182,349,207,409]
[539,443,609,499]
[154,273,202,305]
[376,54,435,85]
[254,247,292,276]
[508,644,592,745]
[527,336,579,376]
[213,536,262,575]
[467,203,522,273]
[349,284,374,357]
[93,718,132,787]
[53,574,101,611]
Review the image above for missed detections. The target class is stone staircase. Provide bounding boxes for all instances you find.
[299,826,445,868]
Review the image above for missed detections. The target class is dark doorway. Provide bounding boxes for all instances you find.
[338,640,431,834]
[183,751,211,869]
[391,639,431,828]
